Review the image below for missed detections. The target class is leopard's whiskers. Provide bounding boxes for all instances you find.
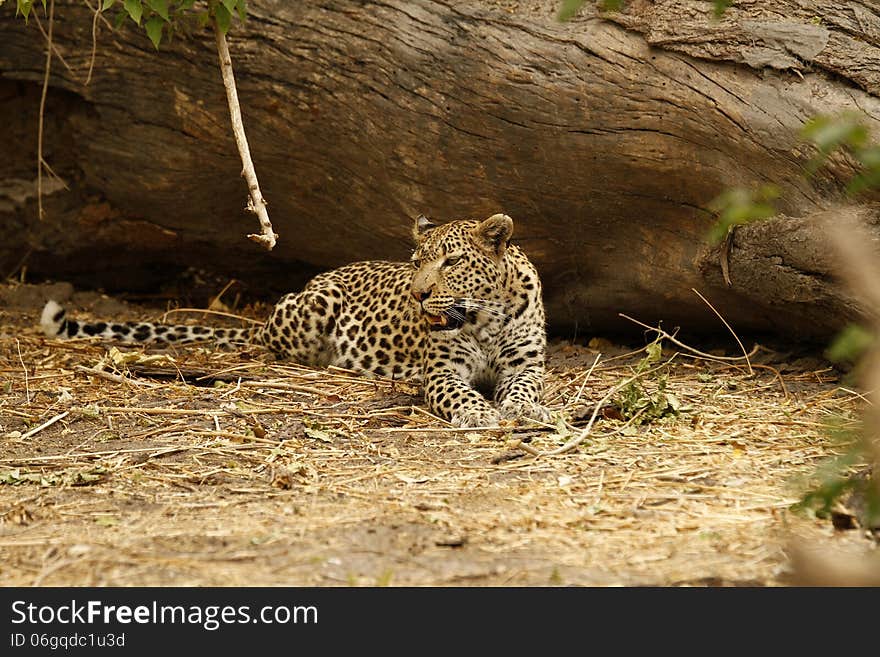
[457,297,508,318]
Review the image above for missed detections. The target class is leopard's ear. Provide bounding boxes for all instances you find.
[412,214,436,242]
[473,213,513,258]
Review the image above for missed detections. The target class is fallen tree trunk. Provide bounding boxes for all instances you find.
[1,0,879,340]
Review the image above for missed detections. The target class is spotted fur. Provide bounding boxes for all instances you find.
[40,214,549,427]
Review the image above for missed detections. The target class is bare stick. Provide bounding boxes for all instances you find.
[33,6,75,76]
[75,365,160,388]
[15,339,31,404]
[39,157,68,189]
[565,352,602,410]
[37,0,55,221]
[21,410,69,440]
[83,0,101,85]
[691,287,753,375]
[214,23,277,250]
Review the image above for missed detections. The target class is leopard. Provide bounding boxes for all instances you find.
[40,213,550,428]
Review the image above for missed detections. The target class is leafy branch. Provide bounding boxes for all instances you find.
[10,0,277,249]
[707,113,880,532]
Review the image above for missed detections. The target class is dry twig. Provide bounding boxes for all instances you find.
[20,410,69,440]
[36,0,55,221]
[619,313,758,366]
[214,23,277,250]
[691,288,754,375]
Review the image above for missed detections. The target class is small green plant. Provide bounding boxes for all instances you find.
[614,338,680,424]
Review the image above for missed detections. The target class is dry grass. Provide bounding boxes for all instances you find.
[0,282,873,586]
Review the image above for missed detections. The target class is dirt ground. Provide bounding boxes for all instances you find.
[0,281,875,586]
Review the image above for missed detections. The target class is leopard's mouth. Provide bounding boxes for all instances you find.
[425,307,467,332]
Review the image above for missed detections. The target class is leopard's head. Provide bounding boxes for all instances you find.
[409,213,514,332]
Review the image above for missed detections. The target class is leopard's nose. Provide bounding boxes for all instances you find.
[412,289,431,303]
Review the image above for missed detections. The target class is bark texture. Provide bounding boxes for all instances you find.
[1,0,880,340]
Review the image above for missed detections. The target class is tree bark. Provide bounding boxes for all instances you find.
[1,0,879,340]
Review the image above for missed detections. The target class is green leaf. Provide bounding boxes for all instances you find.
[102,0,115,10]
[802,114,869,173]
[146,0,169,20]
[643,340,663,366]
[846,145,880,194]
[826,324,874,364]
[706,185,780,244]
[177,0,195,9]
[214,2,231,34]
[220,0,237,14]
[557,0,585,21]
[18,0,33,20]
[713,0,732,18]
[114,8,128,29]
[236,0,247,22]
[145,14,164,48]
[856,145,880,170]
[124,0,143,25]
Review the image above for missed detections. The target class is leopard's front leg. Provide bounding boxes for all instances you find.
[423,367,500,428]
[493,330,550,424]
[494,364,551,424]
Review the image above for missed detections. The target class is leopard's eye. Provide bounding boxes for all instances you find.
[444,255,462,267]
[411,258,421,269]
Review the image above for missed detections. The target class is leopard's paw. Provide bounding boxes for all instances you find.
[449,407,502,429]
[498,399,552,424]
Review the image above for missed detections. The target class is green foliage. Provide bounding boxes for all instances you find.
[849,145,880,194]
[12,0,248,49]
[124,0,143,25]
[801,113,880,194]
[148,0,170,21]
[712,0,732,17]
[12,0,46,21]
[214,1,231,35]
[556,0,582,22]
[557,0,730,21]
[802,113,869,170]
[792,421,879,530]
[614,338,681,424]
[794,114,880,530]
[717,114,880,524]
[145,14,164,48]
[706,184,780,244]
[826,324,875,364]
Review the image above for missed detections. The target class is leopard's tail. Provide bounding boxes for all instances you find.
[40,300,259,347]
